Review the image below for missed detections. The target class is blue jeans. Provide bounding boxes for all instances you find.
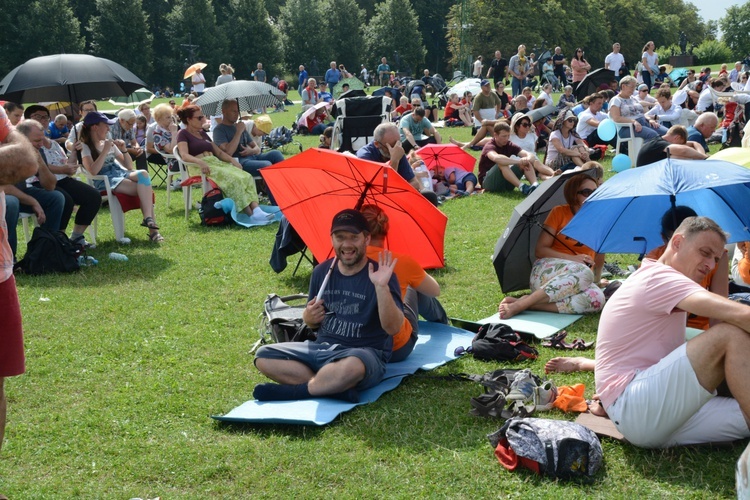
[641,71,652,90]
[19,186,65,232]
[618,117,668,141]
[237,150,285,177]
[4,194,20,257]
[511,77,524,97]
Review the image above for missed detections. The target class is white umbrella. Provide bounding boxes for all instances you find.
[446,78,483,99]
[194,80,285,117]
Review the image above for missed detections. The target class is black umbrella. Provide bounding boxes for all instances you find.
[492,169,598,293]
[573,68,616,101]
[0,54,147,104]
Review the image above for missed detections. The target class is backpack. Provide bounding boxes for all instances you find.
[471,323,538,362]
[488,417,603,481]
[199,188,231,226]
[252,293,317,352]
[15,227,81,275]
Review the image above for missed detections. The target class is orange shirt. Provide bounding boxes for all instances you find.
[544,205,596,260]
[367,245,427,350]
[646,245,713,330]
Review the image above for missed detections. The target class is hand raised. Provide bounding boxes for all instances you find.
[368,250,398,288]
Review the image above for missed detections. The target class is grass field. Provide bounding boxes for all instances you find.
[0,90,742,498]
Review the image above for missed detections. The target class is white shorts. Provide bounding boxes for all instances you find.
[607,343,749,448]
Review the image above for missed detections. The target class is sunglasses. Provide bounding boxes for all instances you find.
[565,118,577,123]
[519,122,531,128]
[194,115,206,120]
[577,188,596,197]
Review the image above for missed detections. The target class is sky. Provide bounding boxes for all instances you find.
[695,0,733,23]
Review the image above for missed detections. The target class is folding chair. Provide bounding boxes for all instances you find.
[331,96,391,153]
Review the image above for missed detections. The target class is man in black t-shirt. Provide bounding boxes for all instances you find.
[487,50,509,86]
[635,125,708,167]
[552,47,567,85]
[254,209,404,403]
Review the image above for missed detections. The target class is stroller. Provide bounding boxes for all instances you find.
[331,95,391,153]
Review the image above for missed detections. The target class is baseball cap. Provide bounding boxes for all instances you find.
[83,111,116,126]
[637,84,649,91]
[481,79,490,87]
[331,209,369,234]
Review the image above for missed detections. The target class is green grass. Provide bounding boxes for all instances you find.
[1,98,741,498]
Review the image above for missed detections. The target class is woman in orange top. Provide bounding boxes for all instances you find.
[360,204,445,362]
[499,174,605,318]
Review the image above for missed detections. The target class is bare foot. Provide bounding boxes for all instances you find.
[497,295,525,319]
[544,356,594,374]
[588,396,608,417]
[449,137,466,148]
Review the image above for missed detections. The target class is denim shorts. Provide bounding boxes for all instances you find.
[254,341,388,390]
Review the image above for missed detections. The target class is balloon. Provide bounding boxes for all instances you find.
[597,119,617,141]
[612,154,631,172]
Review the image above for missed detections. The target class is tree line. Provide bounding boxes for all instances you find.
[1,0,745,95]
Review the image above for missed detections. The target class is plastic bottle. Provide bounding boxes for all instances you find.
[108,252,128,262]
[413,164,432,191]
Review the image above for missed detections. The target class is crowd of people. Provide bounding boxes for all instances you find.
[3,44,750,482]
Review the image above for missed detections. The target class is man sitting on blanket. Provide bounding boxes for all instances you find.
[253,209,404,403]
[595,216,750,448]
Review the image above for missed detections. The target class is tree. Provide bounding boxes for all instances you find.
[365,0,426,76]
[142,0,177,85]
[0,0,85,77]
[411,0,454,76]
[720,2,750,59]
[322,0,365,74]
[222,0,281,80]
[166,0,228,89]
[69,0,98,51]
[278,0,329,76]
[89,0,153,83]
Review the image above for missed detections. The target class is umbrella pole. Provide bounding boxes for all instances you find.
[534,220,580,255]
[315,257,337,303]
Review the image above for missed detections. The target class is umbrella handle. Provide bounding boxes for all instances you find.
[316,257,337,303]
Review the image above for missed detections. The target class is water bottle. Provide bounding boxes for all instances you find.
[414,164,432,191]
[108,252,128,262]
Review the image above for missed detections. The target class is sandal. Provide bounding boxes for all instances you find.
[542,330,568,349]
[148,231,164,243]
[141,217,159,230]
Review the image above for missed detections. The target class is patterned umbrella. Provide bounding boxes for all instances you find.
[333,77,365,99]
[193,80,286,117]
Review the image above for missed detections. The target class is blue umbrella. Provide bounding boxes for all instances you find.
[562,159,750,255]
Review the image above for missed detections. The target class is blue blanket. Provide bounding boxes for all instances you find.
[212,321,473,425]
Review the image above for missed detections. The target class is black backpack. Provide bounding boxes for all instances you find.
[471,323,539,362]
[15,227,81,275]
[199,188,231,226]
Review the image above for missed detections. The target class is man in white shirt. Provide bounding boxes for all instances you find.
[473,56,483,78]
[604,43,625,79]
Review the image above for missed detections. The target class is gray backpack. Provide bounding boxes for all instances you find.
[489,417,603,481]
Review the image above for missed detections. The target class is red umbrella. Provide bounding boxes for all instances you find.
[261,148,447,269]
[416,143,476,172]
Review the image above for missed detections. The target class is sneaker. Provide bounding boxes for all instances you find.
[71,234,96,249]
[520,184,537,196]
[533,380,558,411]
[506,369,537,402]
[603,261,625,276]
[170,180,182,191]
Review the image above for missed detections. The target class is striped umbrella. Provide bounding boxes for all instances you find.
[193,80,286,116]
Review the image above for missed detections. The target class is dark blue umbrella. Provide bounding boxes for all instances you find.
[562,159,750,255]
[372,86,401,106]
[0,54,146,103]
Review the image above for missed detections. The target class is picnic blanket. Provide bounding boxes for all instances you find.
[212,321,473,425]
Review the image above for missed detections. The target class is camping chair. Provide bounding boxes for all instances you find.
[170,146,210,220]
[145,151,168,187]
[613,122,644,168]
[331,96,391,153]
[78,166,148,244]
